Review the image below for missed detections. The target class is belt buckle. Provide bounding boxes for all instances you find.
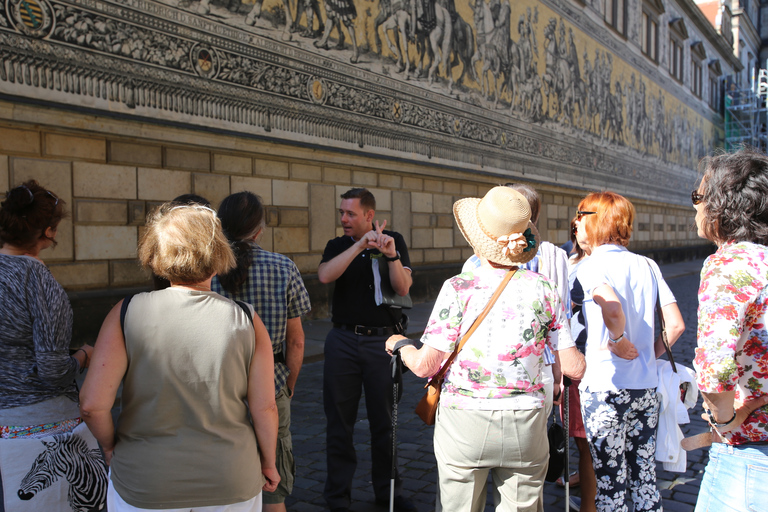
[354,325,367,336]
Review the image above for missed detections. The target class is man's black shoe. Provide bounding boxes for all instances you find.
[376,495,418,512]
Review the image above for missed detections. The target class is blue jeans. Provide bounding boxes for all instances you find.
[695,442,768,512]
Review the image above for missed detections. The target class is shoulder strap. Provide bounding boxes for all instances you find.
[430,268,517,383]
[235,300,255,327]
[643,257,676,372]
[120,293,135,337]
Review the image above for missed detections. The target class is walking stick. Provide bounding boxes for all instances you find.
[390,351,404,512]
[563,375,571,512]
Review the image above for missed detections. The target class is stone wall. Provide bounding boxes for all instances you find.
[0,101,708,342]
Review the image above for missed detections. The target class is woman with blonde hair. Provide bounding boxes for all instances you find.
[573,192,684,512]
[80,203,279,512]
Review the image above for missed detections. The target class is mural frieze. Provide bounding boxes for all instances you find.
[0,0,713,205]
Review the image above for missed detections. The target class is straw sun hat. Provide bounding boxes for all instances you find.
[453,186,540,266]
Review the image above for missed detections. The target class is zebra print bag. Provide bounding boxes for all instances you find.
[0,421,107,512]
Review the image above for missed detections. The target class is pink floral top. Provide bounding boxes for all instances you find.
[421,266,574,410]
[694,241,768,444]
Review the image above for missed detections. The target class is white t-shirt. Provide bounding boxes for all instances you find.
[578,244,676,392]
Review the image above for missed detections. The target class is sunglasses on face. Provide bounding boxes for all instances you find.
[572,211,596,235]
[691,191,704,206]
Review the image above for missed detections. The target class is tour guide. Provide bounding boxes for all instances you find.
[317,188,416,512]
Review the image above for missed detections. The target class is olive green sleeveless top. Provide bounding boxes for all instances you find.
[111,288,263,508]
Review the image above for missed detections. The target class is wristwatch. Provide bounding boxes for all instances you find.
[384,251,400,262]
[707,409,737,428]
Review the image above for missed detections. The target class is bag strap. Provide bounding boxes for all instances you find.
[644,257,677,373]
[429,268,517,384]
[120,293,135,338]
[235,300,255,327]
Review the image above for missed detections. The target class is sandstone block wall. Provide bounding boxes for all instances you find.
[0,109,705,303]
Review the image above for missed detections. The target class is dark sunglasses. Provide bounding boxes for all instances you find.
[576,210,596,220]
[691,191,704,206]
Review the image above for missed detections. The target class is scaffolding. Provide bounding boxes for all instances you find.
[723,68,768,152]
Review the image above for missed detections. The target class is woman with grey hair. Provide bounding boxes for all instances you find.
[690,148,768,511]
[80,203,279,512]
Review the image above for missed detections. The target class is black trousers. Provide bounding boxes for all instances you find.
[322,327,402,509]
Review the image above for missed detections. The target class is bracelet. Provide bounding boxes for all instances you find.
[609,332,625,343]
[707,409,737,428]
[392,338,416,353]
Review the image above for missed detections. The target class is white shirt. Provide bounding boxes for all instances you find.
[578,244,676,392]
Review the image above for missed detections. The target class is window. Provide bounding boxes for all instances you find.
[670,39,684,81]
[642,11,659,61]
[669,19,689,83]
[720,7,733,46]
[708,59,722,112]
[605,0,627,35]
[692,60,702,97]
[691,42,706,98]
[642,0,664,62]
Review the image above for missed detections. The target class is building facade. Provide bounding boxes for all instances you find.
[0,0,736,335]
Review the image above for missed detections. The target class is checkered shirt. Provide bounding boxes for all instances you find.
[212,244,311,393]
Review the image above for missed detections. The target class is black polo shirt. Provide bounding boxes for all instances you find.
[320,229,411,326]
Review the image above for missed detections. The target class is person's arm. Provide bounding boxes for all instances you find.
[654,302,685,357]
[556,346,585,380]
[374,222,412,296]
[284,317,304,394]
[317,233,376,284]
[79,302,128,465]
[592,283,638,360]
[247,313,280,493]
[386,335,446,378]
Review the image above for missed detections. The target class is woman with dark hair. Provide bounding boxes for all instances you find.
[212,191,311,512]
[0,180,104,512]
[80,203,279,512]
[573,191,685,512]
[691,148,768,512]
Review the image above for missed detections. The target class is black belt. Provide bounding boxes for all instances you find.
[334,323,403,337]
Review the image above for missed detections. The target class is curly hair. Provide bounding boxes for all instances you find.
[0,180,66,250]
[698,148,768,245]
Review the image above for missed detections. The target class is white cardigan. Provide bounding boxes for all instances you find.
[655,360,698,472]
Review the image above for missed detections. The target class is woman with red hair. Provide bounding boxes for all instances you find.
[573,191,684,512]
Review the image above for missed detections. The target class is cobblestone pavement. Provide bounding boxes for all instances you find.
[286,264,711,512]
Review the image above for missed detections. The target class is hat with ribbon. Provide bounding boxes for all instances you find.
[453,186,540,266]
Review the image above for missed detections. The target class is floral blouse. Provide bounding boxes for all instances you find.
[421,266,574,410]
[694,241,768,444]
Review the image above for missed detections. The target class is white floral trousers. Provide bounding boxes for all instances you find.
[581,388,662,512]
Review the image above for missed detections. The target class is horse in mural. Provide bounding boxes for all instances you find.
[541,18,573,123]
[381,0,453,87]
[471,0,511,108]
[448,9,477,90]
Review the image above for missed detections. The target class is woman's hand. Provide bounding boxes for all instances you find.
[386,334,408,355]
[607,336,639,360]
[702,394,768,436]
[74,345,94,368]
[102,447,114,466]
[262,466,281,493]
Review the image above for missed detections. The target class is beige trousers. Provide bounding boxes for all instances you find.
[433,406,548,512]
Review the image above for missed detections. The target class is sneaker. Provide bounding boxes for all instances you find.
[569,496,581,511]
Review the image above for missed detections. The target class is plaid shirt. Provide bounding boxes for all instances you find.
[212,244,311,393]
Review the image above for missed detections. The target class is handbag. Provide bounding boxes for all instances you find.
[414,269,516,425]
[545,410,567,482]
[372,253,413,309]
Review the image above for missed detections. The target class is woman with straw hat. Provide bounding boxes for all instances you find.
[387,186,586,512]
